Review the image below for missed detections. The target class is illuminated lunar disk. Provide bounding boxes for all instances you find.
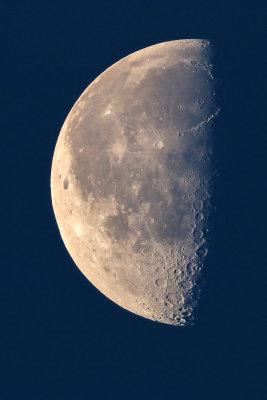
[51,39,219,326]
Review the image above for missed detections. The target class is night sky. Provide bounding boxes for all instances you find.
[2,1,266,399]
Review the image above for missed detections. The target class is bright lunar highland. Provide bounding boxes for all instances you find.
[51,39,219,326]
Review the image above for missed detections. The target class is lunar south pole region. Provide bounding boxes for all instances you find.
[51,39,219,326]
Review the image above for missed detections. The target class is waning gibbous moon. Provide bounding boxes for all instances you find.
[51,39,219,326]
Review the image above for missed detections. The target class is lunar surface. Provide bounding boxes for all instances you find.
[51,39,219,326]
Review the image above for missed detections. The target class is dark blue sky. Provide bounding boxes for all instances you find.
[2,1,266,399]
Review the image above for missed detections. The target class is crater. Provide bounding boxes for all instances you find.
[153,140,164,150]
[155,278,167,287]
[63,178,69,189]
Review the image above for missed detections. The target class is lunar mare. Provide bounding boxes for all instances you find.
[51,39,219,326]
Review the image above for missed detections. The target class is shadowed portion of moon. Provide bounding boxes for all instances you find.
[51,39,219,326]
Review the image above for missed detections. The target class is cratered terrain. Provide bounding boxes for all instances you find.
[51,39,219,326]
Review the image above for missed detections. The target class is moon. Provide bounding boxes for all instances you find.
[51,39,219,326]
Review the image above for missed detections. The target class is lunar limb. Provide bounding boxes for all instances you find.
[51,39,219,326]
